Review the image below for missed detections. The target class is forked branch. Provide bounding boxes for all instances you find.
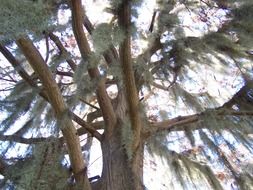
[70,0,116,132]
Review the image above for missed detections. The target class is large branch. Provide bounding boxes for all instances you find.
[16,37,91,189]
[146,110,253,138]
[0,120,103,145]
[0,43,102,140]
[118,1,142,150]
[70,0,116,134]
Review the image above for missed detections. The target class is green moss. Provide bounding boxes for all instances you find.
[0,0,53,41]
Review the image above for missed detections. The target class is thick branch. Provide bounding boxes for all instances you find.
[118,1,142,150]
[146,110,253,137]
[0,42,102,140]
[16,37,91,189]
[70,0,116,132]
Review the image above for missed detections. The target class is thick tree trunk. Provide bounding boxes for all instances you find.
[94,123,144,190]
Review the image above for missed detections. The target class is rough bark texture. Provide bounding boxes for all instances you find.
[117,2,144,189]
[89,89,143,190]
[92,121,144,190]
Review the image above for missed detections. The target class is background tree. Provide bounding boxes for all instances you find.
[0,0,253,189]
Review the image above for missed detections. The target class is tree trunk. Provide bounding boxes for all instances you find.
[93,121,144,190]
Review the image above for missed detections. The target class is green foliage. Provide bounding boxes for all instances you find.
[1,0,253,189]
[73,61,96,99]
[92,23,113,54]
[6,140,68,190]
[0,0,53,41]
[0,81,37,132]
[92,23,125,54]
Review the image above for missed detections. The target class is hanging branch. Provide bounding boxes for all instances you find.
[149,11,157,32]
[43,31,50,63]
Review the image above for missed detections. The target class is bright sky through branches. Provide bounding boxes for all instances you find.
[1,1,253,189]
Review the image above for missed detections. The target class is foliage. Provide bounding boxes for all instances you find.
[0,0,54,42]
[0,0,253,189]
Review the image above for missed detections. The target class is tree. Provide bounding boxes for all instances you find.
[0,0,253,189]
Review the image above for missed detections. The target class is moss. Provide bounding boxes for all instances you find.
[0,0,53,41]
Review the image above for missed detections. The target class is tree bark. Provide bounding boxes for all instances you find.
[70,0,117,137]
[16,37,91,190]
[94,121,144,190]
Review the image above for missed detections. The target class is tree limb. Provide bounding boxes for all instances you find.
[0,42,102,140]
[83,13,119,67]
[118,1,142,150]
[48,32,77,71]
[70,0,116,133]
[146,110,253,138]
[16,36,91,189]
[0,133,51,144]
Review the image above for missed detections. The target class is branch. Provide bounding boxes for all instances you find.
[137,37,162,64]
[0,42,102,140]
[83,14,119,67]
[87,110,102,123]
[0,133,50,144]
[146,110,253,137]
[149,11,157,32]
[0,43,36,86]
[55,70,73,77]
[70,0,116,131]
[43,32,50,63]
[16,36,91,188]
[75,121,104,138]
[0,157,7,175]
[79,97,100,110]
[71,113,103,141]
[117,1,142,150]
[48,32,77,71]
[0,120,103,145]
[135,37,162,88]
[151,81,169,91]
[148,114,198,134]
